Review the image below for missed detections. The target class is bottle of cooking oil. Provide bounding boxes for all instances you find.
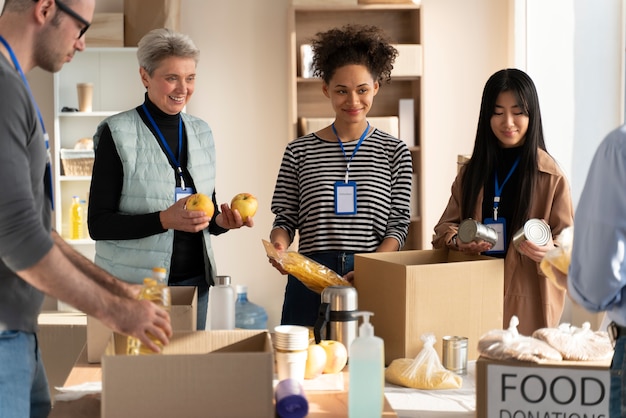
[69,196,83,239]
[127,267,171,355]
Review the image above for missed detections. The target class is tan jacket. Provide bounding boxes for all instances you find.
[432,149,574,335]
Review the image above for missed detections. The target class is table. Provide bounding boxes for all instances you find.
[384,362,476,418]
[49,346,478,417]
[49,346,399,418]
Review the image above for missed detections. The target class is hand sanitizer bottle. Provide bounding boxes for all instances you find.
[348,311,384,418]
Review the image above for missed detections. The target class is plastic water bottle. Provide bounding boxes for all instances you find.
[349,311,384,418]
[235,285,268,329]
[208,275,235,330]
[69,195,83,239]
[127,269,171,355]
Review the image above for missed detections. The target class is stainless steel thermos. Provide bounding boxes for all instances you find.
[314,285,358,353]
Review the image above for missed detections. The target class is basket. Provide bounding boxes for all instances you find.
[60,149,95,176]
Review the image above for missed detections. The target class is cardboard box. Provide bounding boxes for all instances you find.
[87,286,197,363]
[85,13,124,47]
[37,312,87,403]
[354,249,504,365]
[101,330,274,418]
[391,44,423,77]
[476,356,611,417]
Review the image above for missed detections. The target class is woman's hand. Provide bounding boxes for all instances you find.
[456,239,492,255]
[159,197,210,232]
[517,239,555,263]
[216,203,254,229]
[268,240,289,275]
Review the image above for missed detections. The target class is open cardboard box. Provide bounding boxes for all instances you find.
[101,330,274,418]
[87,286,197,363]
[37,312,87,403]
[476,356,611,417]
[354,249,504,365]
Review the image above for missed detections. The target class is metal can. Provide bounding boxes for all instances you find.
[513,218,551,251]
[457,219,498,246]
[442,336,468,375]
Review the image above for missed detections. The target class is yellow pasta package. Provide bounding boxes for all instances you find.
[262,239,350,294]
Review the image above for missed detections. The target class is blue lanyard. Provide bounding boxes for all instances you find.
[0,35,54,209]
[332,122,369,183]
[141,104,186,190]
[493,156,520,220]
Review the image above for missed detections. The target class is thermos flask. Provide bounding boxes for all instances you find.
[313,285,358,354]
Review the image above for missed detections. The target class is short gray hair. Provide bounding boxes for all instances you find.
[136,28,200,75]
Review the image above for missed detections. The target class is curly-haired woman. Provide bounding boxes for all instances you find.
[269,24,413,326]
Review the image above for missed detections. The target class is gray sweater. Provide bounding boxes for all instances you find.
[0,54,54,332]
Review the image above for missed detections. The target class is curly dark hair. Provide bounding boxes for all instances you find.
[310,24,398,86]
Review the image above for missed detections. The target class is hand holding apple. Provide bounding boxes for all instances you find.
[230,193,258,222]
[185,193,215,218]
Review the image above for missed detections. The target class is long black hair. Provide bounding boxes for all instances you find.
[461,68,547,238]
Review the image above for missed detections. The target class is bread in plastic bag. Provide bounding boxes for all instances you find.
[385,333,462,389]
[262,239,350,294]
[532,322,613,361]
[477,316,563,363]
[540,226,573,291]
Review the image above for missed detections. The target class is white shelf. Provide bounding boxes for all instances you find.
[52,47,143,246]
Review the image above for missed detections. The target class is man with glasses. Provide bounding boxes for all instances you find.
[0,1,173,417]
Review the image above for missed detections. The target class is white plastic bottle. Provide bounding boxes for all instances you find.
[208,275,235,330]
[349,311,384,418]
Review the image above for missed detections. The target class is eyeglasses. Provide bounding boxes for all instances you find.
[53,0,91,39]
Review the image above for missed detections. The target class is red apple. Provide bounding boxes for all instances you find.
[304,344,327,379]
[186,193,215,218]
[319,340,348,374]
[231,193,258,222]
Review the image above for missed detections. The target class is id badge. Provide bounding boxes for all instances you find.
[484,217,506,254]
[334,181,357,215]
[175,186,194,202]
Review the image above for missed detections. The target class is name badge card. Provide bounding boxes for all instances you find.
[175,186,194,202]
[484,217,506,254]
[334,181,357,215]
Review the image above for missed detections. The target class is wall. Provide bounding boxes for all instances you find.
[419,0,511,249]
[180,0,290,330]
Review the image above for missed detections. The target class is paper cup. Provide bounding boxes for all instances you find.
[77,82,93,112]
[274,325,309,351]
[275,349,308,382]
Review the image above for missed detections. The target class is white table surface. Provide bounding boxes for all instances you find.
[384,360,476,418]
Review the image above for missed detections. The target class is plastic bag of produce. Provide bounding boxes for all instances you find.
[262,239,350,294]
[385,333,462,390]
[477,316,563,363]
[532,322,613,361]
[540,226,573,290]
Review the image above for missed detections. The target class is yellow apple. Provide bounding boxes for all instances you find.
[231,193,258,222]
[304,344,327,379]
[319,340,348,374]
[186,193,215,218]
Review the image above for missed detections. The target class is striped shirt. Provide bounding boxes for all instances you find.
[271,128,413,254]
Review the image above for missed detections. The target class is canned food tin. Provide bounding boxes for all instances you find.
[457,219,498,246]
[513,218,551,250]
[442,336,468,375]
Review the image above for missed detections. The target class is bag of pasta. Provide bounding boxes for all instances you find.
[385,333,462,390]
[532,322,613,361]
[540,226,573,291]
[478,316,563,363]
[262,239,350,294]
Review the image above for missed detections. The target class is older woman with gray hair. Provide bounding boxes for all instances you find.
[88,28,253,330]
